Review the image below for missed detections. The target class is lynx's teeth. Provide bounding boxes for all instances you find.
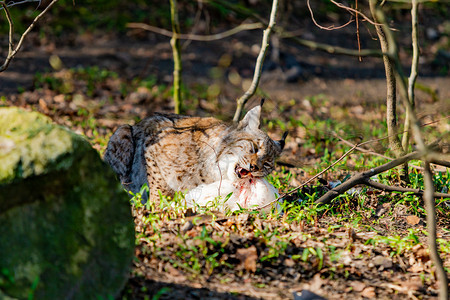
[235,165,252,178]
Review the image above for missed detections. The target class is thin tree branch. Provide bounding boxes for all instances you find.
[0,0,41,8]
[333,132,426,171]
[233,0,278,123]
[356,0,362,61]
[333,132,393,160]
[232,0,278,123]
[373,4,448,298]
[127,22,263,42]
[207,0,388,59]
[0,0,59,73]
[256,143,359,211]
[169,0,183,114]
[278,29,385,58]
[402,0,420,151]
[423,161,449,300]
[329,0,383,26]
[307,0,354,31]
[1,2,14,56]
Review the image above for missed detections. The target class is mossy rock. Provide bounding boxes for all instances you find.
[0,107,134,299]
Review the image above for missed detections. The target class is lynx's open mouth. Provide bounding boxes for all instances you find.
[235,165,252,179]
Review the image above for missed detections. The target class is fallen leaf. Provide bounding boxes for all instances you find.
[350,281,366,292]
[236,246,258,272]
[408,263,425,273]
[412,244,430,262]
[406,215,421,225]
[310,273,324,291]
[284,258,295,267]
[361,286,376,298]
[372,255,393,269]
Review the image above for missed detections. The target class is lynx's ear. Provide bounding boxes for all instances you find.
[276,131,288,151]
[238,99,264,131]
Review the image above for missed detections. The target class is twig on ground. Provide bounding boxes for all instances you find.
[127,22,263,42]
[232,0,279,123]
[365,179,450,199]
[0,0,59,73]
[430,159,450,169]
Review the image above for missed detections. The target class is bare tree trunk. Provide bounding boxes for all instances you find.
[423,162,449,300]
[170,0,183,114]
[373,5,449,298]
[402,0,419,151]
[369,0,403,158]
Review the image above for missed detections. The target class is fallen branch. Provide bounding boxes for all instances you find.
[315,150,424,205]
[0,0,59,73]
[430,159,450,169]
[365,179,450,199]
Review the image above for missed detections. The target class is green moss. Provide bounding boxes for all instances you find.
[0,107,134,299]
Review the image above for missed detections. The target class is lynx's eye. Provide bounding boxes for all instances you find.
[250,143,259,154]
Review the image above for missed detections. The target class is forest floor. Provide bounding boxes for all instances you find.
[1,15,450,299]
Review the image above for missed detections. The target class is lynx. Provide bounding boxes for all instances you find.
[104,101,286,203]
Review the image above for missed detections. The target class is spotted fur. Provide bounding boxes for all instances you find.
[104,104,286,202]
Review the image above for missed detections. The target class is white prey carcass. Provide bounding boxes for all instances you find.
[185,177,281,213]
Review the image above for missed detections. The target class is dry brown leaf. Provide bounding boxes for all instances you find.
[236,246,258,272]
[406,215,421,226]
[350,281,366,292]
[284,258,295,267]
[361,286,376,298]
[309,273,325,292]
[408,263,425,273]
[412,244,430,262]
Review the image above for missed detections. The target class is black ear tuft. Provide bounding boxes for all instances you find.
[260,98,265,107]
[278,131,288,150]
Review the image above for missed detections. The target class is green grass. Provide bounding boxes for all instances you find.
[18,64,450,297]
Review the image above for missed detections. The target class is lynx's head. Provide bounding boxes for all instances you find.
[218,101,287,181]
